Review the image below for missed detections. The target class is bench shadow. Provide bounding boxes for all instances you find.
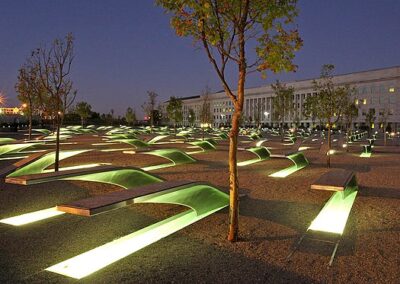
[240,197,357,258]
[358,186,400,199]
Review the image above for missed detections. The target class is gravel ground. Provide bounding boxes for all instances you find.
[0,132,399,283]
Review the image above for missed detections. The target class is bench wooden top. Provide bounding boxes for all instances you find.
[311,170,355,192]
[0,151,49,177]
[5,165,128,185]
[57,180,195,216]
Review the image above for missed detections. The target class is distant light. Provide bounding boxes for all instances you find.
[328,149,336,155]
[389,87,395,93]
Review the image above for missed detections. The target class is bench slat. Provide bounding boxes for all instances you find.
[311,170,354,191]
[5,165,127,185]
[57,180,195,216]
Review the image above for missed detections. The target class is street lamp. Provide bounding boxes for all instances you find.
[200,122,209,140]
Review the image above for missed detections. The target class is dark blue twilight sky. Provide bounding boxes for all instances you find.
[0,0,399,117]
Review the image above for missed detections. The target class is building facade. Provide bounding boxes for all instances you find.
[163,66,400,130]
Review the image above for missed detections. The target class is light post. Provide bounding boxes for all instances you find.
[200,122,209,140]
[264,111,269,127]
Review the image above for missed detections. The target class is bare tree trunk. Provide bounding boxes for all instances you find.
[280,121,284,142]
[383,123,387,146]
[81,117,84,128]
[327,123,331,168]
[228,110,240,242]
[28,113,32,141]
[55,113,60,172]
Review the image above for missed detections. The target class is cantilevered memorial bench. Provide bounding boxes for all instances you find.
[46,180,229,279]
[268,140,309,178]
[237,146,271,167]
[57,180,196,216]
[0,150,49,177]
[286,170,358,266]
[5,165,133,185]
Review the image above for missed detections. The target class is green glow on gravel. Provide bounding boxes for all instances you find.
[45,184,228,279]
[7,150,91,177]
[0,207,65,226]
[308,188,358,235]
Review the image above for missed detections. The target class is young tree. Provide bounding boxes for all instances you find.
[188,108,195,126]
[200,86,213,126]
[364,108,376,138]
[166,96,183,133]
[254,101,262,129]
[303,94,320,129]
[15,63,43,140]
[125,107,137,126]
[343,102,358,145]
[379,108,389,146]
[272,81,295,141]
[312,64,353,167]
[32,33,76,171]
[158,0,302,241]
[75,101,92,127]
[141,91,158,130]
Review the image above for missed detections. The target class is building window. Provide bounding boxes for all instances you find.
[363,99,367,105]
[355,99,359,105]
[389,87,395,93]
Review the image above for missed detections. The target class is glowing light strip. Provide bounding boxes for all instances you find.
[0,207,65,226]
[100,148,132,152]
[185,151,204,155]
[46,210,201,279]
[256,139,267,147]
[298,146,311,151]
[360,152,371,158]
[141,163,175,171]
[308,189,357,235]
[237,159,261,167]
[269,165,299,178]
[0,155,28,161]
[42,163,111,173]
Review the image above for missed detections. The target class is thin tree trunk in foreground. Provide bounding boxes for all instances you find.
[228,111,240,242]
[327,123,331,168]
[55,114,60,172]
[28,114,32,141]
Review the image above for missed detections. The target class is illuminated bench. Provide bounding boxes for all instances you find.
[5,150,92,180]
[287,170,358,266]
[57,180,195,216]
[238,146,270,166]
[0,151,49,177]
[268,140,308,177]
[47,181,229,279]
[141,149,196,171]
[360,144,372,158]
[5,165,155,186]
